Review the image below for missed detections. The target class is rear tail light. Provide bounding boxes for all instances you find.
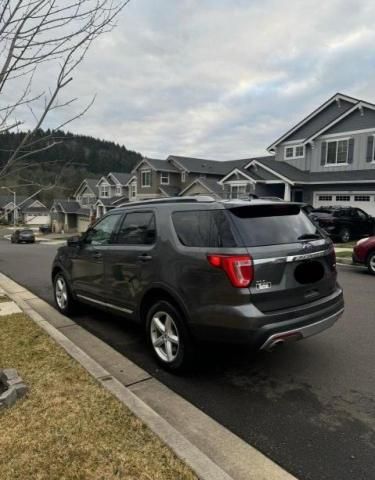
[207,254,254,287]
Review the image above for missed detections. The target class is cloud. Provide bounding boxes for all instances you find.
[39,0,375,158]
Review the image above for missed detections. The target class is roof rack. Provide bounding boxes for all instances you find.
[114,195,216,208]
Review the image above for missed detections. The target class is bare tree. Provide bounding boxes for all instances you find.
[0,0,130,190]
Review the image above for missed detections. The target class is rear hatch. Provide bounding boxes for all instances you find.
[227,203,337,313]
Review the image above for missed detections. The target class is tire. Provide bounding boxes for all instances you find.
[339,227,351,243]
[366,251,375,275]
[53,272,78,315]
[146,300,195,372]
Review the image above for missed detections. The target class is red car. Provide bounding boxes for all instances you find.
[353,236,375,275]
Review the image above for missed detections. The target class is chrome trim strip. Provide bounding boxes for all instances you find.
[253,249,330,265]
[77,294,133,315]
[260,307,344,350]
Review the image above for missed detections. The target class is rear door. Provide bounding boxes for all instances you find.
[227,204,337,313]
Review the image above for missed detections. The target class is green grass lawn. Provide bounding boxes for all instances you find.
[0,312,197,480]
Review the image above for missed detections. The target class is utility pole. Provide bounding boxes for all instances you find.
[1,186,16,226]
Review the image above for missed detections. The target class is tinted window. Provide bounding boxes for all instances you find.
[229,204,322,247]
[85,214,121,246]
[172,210,236,247]
[116,212,156,245]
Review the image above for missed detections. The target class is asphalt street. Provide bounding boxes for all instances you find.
[0,236,374,480]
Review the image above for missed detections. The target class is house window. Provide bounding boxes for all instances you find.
[318,195,332,201]
[100,185,110,198]
[116,185,122,196]
[130,182,137,199]
[141,170,152,187]
[160,172,169,185]
[326,140,348,165]
[336,195,350,202]
[230,184,247,199]
[284,145,304,160]
[181,171,186,183]
[354,195,370,202]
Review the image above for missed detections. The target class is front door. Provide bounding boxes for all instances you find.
[292,189,304,202]
[104,210,157,316]
[71,213,122,302]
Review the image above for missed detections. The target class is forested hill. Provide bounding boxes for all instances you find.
[0,129,143,203]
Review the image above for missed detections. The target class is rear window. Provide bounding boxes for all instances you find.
[229,204,322,247]
[21,229,33,233]
[172,210,236,247]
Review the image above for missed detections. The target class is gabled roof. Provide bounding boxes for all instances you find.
[132,158,179,173]
[108,172,132,185]
[73,178,100,198]
[267,93,359,152]
[53,200,82,214]
[95,195,129,207]
[97,176,114,186]
[303,100,375,144]
[159,185,181,197]
[179,177,225,197]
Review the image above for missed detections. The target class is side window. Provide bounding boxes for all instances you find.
[85,214,121,246]
[116,211,156,245]
[357,209,368,220]
[172,210,236,247]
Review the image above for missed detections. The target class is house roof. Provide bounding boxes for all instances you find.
[54,200,82,214]
[267,93,360,152]
[108,172,132,185]
[179,177,225,197]
[22,206,49,214]
[74,177,100,198]
[168,155,246,175]
[132,158,179,173]
[159,185,181,197]
[95,196,129,207]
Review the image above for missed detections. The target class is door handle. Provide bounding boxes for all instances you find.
[92,251,102,259]
[137,253,152,262]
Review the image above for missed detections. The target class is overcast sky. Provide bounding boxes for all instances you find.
[68,0,375,159]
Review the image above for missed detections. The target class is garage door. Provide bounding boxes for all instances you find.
[78,216,90,233]
[314,192,375,216]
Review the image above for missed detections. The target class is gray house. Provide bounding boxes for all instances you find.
[219,93,375,215]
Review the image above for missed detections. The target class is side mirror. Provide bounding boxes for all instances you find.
[67,235,82,247]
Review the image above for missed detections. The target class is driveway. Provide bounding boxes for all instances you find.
[0,237,374,480]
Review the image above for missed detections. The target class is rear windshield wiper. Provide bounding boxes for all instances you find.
[297,234,321,240]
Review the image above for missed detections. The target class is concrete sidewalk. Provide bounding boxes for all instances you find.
[0,272,297,480]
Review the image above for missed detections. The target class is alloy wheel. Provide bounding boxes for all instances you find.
[369,255,375,273]
[55,276,68,310]
[150,311,180,363]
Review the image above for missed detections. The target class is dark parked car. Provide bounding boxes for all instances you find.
[51,197,344,371]
[310,207,375,243]
[352,236,375,274]
[11,229,35,244]
[39,224,51,234]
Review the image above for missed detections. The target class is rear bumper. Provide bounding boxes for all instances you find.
[190,287,344,348]
[259,307,344,351]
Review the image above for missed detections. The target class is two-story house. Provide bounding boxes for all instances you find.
[220,93,375,215]
[129,155,248,201]
[51,172,134,232]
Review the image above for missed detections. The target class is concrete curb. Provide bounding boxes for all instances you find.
[0,272,297,480]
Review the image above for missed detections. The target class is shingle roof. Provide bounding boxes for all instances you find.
[197,177,225,195]
[84,178,100,194]
[140,158,179,172]
[56,200,81,214]
[109,172,132,184]
[168,155,247,175]
[22,206,49,214]
[159,185,181,197]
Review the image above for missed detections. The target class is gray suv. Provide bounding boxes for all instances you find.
[51,197,344,371]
